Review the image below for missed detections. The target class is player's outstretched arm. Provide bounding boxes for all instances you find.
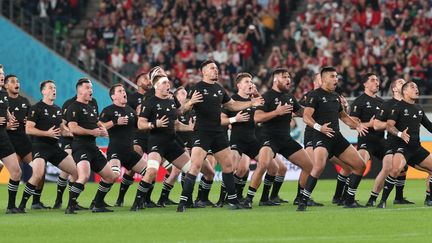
[224,96,264,112]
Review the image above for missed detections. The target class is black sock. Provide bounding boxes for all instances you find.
[341,176,350,201]
[133,181,152,205]
[302,176,318,202]
[395,175,406,200]
[7,179,20,209]
[179,173,196,204]
[117,174,134,202]
[345,173,363,204]
[181,172,186,188]
[234,174,243,199]
[32,189,42,205]
[260,174,275,202]
[270,175,285,199]
[334,173,348,199]
[145,180,155,203]
[94,181,113,207]
[200,177,213,201]
[295,183,303,200]
[159,181,174,202]
[217,181,227,202]
[55,176,68,202]
[247,186,257,201]
[369,191,379,202]
[222,172,238,204]
[68,182,84,208]
[380,176,396,202]
[19,182,36,209]
[426,191,431,201]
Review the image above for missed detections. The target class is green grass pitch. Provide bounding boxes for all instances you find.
[1,179,432,243]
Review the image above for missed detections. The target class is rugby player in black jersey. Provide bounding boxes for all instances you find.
[99,84,150,210]
[303,67,368,209]
[363,78,414,206]
[0,64,23,214]
[4,75,52,210]
[65,78,119,213]
[18,80,79,213]
[54,90,99,210]
[113,72,152,207]
[132,75,195,211]
[220,73,256,203]
[377,82,432,208]
[242,68,314,211]
[177,60,264,212]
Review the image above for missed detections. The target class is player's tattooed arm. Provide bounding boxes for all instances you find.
[387,119,409,143]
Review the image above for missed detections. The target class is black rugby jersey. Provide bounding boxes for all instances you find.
[388,100,432,146]
[305,88,343,132]
[7,95,30,135]
[350,93,384,140]
[140,95,180,135]
[100,104,137,148]
[65,100,99,143]
[188,81,230,132]
[223,93,256,139]
[257,89,301,135]
[27,101,62,144]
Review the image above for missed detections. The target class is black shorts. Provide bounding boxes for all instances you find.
[0,129,15,159]
[32,142,68,167]
[261,133,303,159]
[357,137,386,160]
[313,132,351,157]
[72,141,107,173]
[176,132,193,149]
[8,133,32,158]
[303,129,314,148]
[230,136,261,159]
[148,134,185,162]
[394,141,430,167]
[192,131,229,154]
[107,147,142,170]
[59,136,73,150]
[133,132,149,153]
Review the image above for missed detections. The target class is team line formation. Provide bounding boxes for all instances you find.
[1,60,431,215]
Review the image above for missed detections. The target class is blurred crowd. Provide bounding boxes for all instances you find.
[268,0,432,99]
[75,0,285,93]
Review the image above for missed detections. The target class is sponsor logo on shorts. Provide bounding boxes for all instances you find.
[396,148,404,153]
[231,144,238,149]
[151,146,158,151]
[263,141,270,146]
[133,139,138,144]
[316,141,323,146]
[306,141,313,146]
[34,152,40,158]
[359,143,367,149]
[385,150,393,154]
[80,154,88,159]
[194,140,201,145]
[111,153,118,159]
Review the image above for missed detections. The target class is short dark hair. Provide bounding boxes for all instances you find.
[401,81,413,96]
[270,68,289,82]
[200,60,217,71]
[40,80,54,92]
[390,78,404,94]
[320,66,337,78]
[174,86,185,97]
[76,78,91,89]
[4,74,17,85]
[135,72,148,83]
[0,64,3,69]
[109,84,124,100]
[361,73,376,84]
[235,72,252,85]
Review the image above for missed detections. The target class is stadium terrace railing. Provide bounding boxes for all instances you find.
[0,0,137,92]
